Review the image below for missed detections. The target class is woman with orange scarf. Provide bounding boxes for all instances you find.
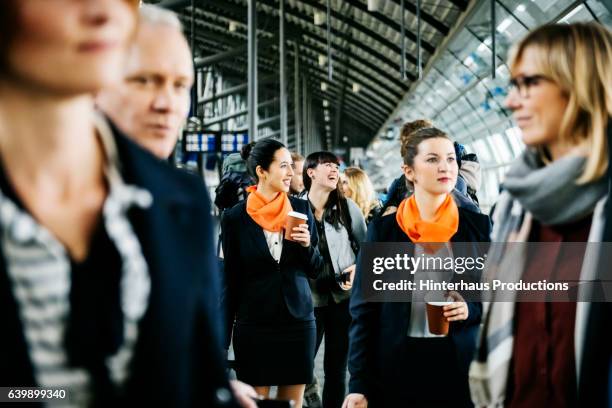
[221,139,324,407]
[343,127,491,408]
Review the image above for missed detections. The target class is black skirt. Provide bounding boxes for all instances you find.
[233,320,316,386]
[376,336,473,408]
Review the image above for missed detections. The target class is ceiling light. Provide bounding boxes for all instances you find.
[321,82,328,91]
[352,83,361,93]
[229,21,238,32]
[497,18,512,32]
[367,0,383,12]
[314,11,326,26]
[318,54,327,67]
[323,100,329,107]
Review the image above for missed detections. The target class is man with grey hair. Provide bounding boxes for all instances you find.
[98,6,259,408]
[97,4,192,159]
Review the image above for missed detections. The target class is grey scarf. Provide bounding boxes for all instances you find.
[504,148,607,225]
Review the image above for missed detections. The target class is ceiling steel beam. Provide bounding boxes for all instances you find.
[157,0,190,10]
[387,0,450,34]
[310,90,379,133]
[304,66,394,115]
[190,18,407,97]
[189,0,416,92]
[309,84,388,124]
[197,0,416,82]
[193,36,276,67]
[258,0,423,68]
[297,39,405,98]
[203,98,279,127]
[310,84,387,125]
[188,2,414,90]
[447,0,470,11]
[189,23,402,108]
[198,75,277,105]
[343,0,443,47]
[294,0,437,52]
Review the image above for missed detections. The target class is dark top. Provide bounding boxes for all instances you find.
[221,197,324,347]
[0,125,237,407]
[509,215,592,408]
[66,223,124,399]
[307,200,356,306]
[347,208,491,401]
[310,218,338,305]
[365,202,383,225]
[577,118,612,407]
[0,166,127,399]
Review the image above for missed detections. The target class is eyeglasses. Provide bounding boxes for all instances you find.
[508,74,550,98]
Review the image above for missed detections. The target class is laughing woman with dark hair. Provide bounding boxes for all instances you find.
[303,151,367,408]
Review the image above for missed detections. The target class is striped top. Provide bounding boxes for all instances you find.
[1,117,153,406]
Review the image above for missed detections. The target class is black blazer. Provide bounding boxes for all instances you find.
[221,197,324,347]
[0,129,237,407]
[347,208,491,402]
[577,118,612,407]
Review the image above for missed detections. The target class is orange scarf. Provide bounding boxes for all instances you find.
[396,194,459,243]
[246,186,293,232]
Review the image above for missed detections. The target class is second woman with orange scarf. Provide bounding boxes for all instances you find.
[343,127,491,408]
[221,139,324,407]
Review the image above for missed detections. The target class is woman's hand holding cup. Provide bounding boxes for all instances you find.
[443,290,469,322]
[290,223,311,247]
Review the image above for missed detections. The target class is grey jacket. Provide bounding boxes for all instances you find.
[304,194,367,306]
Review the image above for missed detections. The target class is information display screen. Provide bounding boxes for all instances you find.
[183,131,249,153]
[184,132,217,152]
[221,133,248,153]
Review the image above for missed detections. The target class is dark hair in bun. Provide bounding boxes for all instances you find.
[240,142,255,161]
[242,139,286,182]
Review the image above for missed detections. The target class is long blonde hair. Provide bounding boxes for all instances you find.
[508,22,612,184]
[344,167,378,219]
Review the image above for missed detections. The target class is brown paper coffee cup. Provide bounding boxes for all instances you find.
[426,301,452,335]
[284,211,308,241]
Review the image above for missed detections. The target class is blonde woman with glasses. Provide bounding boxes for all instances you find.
[470,22,612,408]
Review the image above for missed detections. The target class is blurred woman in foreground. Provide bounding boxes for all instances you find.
[470,22,612,408]
[0,1,240,406]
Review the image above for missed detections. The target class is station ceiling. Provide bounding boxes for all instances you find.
[150,0,472,149]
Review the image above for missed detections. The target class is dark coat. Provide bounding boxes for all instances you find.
[577,118,612,407]
[347,208,491,404]
[0,130,237,407]
[221,197,324,347]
